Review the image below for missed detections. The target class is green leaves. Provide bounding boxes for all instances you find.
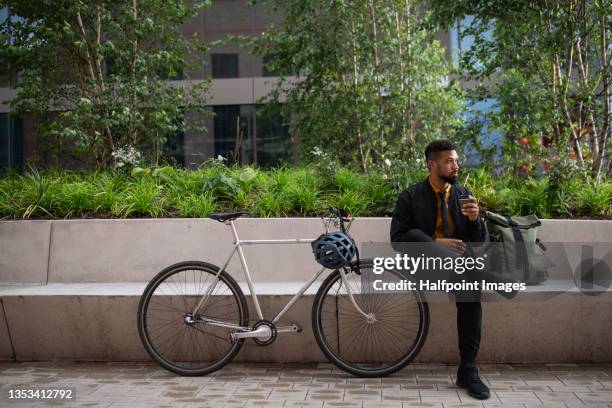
[0,166,610,219]
[240,0,464,172]
[424,0,611,180]
[2,0,212,169]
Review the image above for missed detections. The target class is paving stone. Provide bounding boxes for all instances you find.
[481,404,528,408]
[419,395,461,404]
[575,391,612,404]
[343,389,381,400]
[361,402,402,407]
[494,390,541,403]
[1,362,612,407]
[323,400,362,407]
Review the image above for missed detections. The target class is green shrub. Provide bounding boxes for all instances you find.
[175,192,216,218]
[334,168,367,192]
[331,190,371,216]
[55,182,99,217]
[0,165,610,219]
[19,168,61,218]
[575,183,612,218]
[253,190,286,217]
[114,177,164,217]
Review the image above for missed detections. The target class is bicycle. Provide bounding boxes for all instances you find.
[137,208,430,377]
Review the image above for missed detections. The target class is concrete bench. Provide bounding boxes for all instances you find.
[1,218,611,363]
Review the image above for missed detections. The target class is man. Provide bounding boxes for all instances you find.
[390,139,490,400]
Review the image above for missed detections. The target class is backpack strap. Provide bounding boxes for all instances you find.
[505,215,529,281]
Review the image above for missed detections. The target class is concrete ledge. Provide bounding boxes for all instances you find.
[2,217,611,284]
[538,219,612,242]
[0,220,51,284]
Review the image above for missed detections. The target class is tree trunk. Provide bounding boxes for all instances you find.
[593,13,609,182]
[369,0,385,167]
[350,19,367,172]
[76,8,115,168]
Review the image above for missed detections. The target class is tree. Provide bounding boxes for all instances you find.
[0,0,212,169]
[425,0,611,181]
[238,0,465,172]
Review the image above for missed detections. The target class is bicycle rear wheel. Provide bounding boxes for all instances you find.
[137,261,248,376]
[312,259,429,377]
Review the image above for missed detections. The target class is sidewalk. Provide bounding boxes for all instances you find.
[0,362,611,407]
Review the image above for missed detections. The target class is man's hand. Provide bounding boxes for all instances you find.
[435,238,466,255]
[461,195,480,222]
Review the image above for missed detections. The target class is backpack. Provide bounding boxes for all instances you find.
[484,211,548,285]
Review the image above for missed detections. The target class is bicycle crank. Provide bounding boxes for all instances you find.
[229,322,301,345]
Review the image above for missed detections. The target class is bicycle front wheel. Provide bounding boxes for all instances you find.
[137,261,248,376]
[312,259,429,377]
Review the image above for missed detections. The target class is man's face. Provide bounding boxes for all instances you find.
[429,149,459,184]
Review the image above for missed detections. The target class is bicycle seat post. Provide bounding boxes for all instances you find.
[226,219,240,245]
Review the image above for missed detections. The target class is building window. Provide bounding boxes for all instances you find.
[0,113,24,171]
[165,114,185,167]
[262,54,279,77]
[211,54,239,79]
[255,105,292,167]
[213,105,242,159]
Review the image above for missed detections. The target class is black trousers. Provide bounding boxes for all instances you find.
[396,241,485,365]
[448,252,482,366]
[455,297,481,365]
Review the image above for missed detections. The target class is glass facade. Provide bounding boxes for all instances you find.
[1,6,10,87]
[451,16,502,166]
[165,116,185,167]
[255,105,292,167]
[211,104,292,166]
[1,6,25,87]
[262,54,279,77]
[213,105,242,160]
[0,6,7,24]
[450,15,494,70]
[463,98,503,167]
[211,54,239,79]
[0,113,24,171]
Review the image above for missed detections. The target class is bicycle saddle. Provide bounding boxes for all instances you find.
[209,211,249,222]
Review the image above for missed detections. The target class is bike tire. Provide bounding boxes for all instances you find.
[137,261,248,376]
[312,259,429,377]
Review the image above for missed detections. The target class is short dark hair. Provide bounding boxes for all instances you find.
[425,140,457,161]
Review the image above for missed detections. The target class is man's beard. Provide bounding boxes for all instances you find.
[439,172,458,185]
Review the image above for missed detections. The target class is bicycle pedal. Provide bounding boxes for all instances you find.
[275,323,301,333]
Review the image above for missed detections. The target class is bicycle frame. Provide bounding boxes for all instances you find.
[191,218,368,334]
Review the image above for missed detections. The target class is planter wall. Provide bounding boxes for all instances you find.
[1,218,611,363]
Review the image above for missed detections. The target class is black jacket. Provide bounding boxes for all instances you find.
[390,178,486,244]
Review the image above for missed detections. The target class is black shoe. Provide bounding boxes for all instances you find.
[456,364,490,400]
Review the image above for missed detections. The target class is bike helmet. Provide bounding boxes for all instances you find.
[311,231,357,269]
